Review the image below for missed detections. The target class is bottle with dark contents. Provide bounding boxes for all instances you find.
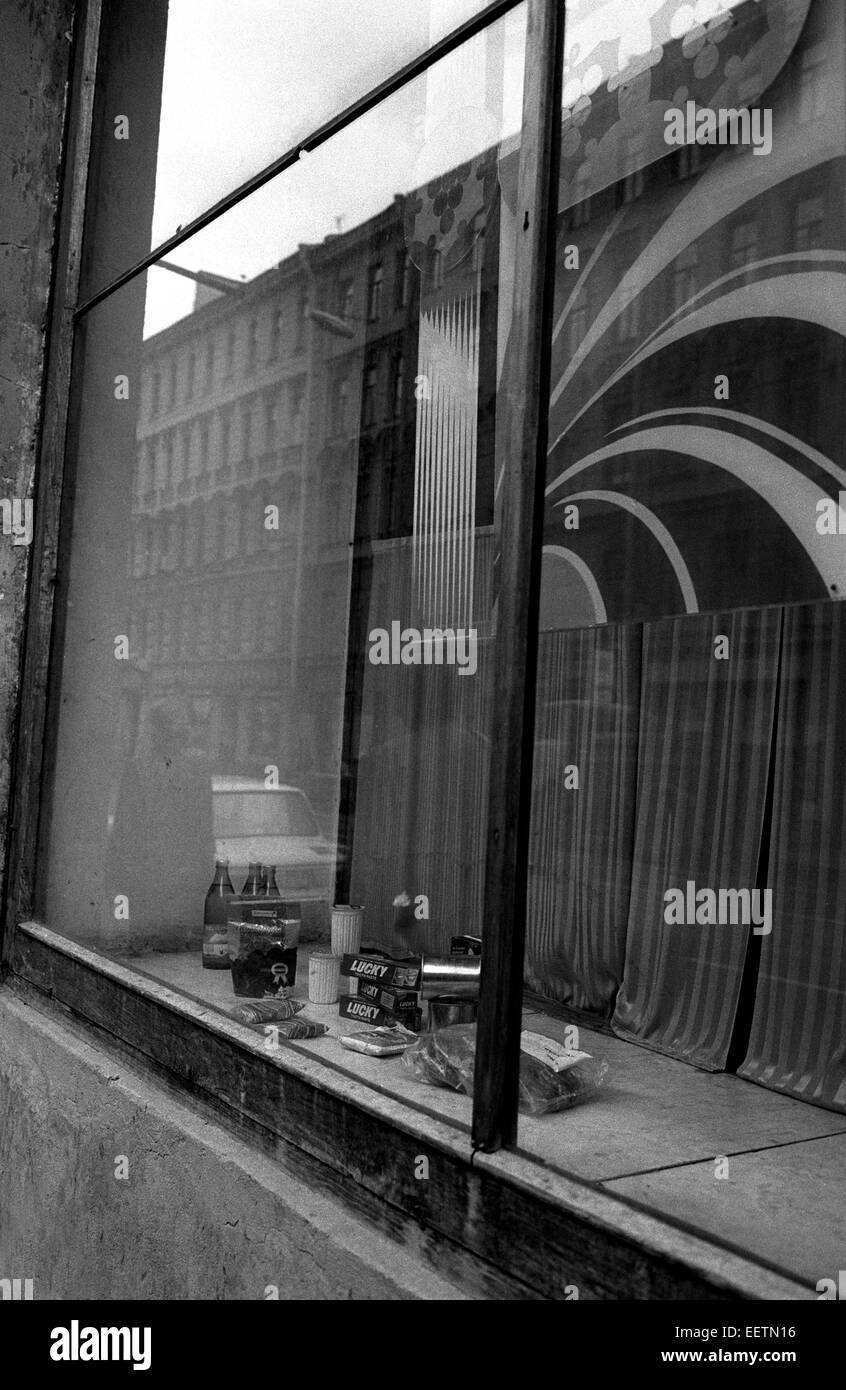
[241,862,263,896]
[264,864,280,899]
[202,860,235,969]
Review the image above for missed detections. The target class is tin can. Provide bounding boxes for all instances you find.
[420,954,481,998]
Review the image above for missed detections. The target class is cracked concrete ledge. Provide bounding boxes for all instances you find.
[0,993,471,1300]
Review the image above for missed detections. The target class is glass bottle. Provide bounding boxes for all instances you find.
[202,860,235,969]
[242,862,263,897]
[264,864,280,899]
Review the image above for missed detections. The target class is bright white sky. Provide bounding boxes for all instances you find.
[145,0,521,334]
[143,0,746,335]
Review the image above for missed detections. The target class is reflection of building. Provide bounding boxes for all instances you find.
[130,177,495,829]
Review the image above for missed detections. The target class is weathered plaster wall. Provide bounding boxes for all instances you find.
[0,0,73,904]
[0,992,466,1299]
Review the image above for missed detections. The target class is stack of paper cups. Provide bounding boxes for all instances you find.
[308,952,341,1004]
[331,903,364,956]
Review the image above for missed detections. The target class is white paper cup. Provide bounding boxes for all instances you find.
[331,904,364,956]
[308,952,341,1004]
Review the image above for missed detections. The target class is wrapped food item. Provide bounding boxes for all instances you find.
[265,1018,329,1042]
[228,998,305,1025]
[339,1024,419,1057]
[401,1024,609,1115]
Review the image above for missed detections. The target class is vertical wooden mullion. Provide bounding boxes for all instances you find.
[0,0,103,969]
[472,0,563,1151]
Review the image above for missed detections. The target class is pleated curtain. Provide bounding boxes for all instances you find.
[525,623,641,1016]
[738,601,846,1110]
[611,607,781,1067]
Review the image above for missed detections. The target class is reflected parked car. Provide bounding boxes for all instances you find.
[211,776,338,903]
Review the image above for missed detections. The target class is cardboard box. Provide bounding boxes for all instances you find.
[341,953,422,990]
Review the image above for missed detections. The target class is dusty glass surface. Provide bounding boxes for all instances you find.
[42,6,527,1123]
[518,0,846,1287]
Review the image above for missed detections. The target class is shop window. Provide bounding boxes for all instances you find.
[15,0,846,1302]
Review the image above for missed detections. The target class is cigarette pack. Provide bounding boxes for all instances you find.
[356,980,420,1015]
[341,953,422,990]
[338,994,422,1032]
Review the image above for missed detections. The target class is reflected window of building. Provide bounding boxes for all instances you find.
[395,250,413,309]
[333,375,350,436]
[264,391,277,453]
[168,357,178,409]
[366,262,383,321]
[241,400,253,466]
[672,243,699,313]
[392,353,405,418]
[198,419,210,475]
[619,133,646,206]
[793,194,825,251]
[295,292,309,351]
[247,317,258,371]
[799,43,826,124]
[290,376,305,442]
[729,218,759,272]
[185,352,196,401]
[269,304,283,360]
[219,408,232,473]
[428,248,444,291]
[225,329,236,377]
[338,276,355,320]
[566,298,588,360]
[204,340,214,393]
[362,357,379,428]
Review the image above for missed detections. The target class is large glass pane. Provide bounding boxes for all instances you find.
[521,0,846,1289]
[42,7,526,1123]
[80,0,503,298]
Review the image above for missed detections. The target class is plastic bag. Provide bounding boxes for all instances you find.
[339,1024,419,1057]
[401,1024,608,1115]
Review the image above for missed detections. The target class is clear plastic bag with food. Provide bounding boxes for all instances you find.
[401,1024,608,1115]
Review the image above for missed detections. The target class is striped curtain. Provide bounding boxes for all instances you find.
[525,623,641,1016]
[612,607,781,1069]
[348,531,494,953]
[738,602,846,1110]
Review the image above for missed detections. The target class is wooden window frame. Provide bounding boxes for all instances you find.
[0,0,811,1300]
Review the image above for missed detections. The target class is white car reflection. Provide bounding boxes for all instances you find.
[212,776,337,902]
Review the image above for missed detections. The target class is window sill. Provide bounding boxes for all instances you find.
[7,921,814,1300]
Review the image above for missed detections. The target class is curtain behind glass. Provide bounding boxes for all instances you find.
[612,607,780,1068]
[739,601,846,1109]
